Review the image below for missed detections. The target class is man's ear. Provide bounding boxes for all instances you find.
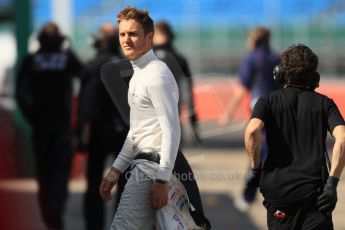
[147,31,154,41]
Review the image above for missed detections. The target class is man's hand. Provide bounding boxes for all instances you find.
[150,180,168,210]
[245,167,261,188]
[317,176,339,214]
[99,167,120,201]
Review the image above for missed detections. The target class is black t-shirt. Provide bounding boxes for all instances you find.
[78,52,128,134]
[252,86,344,206]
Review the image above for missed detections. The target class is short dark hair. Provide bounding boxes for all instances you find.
[117,6,154,34]
[38,22,62,42]
[249,27,271,47]
[38,22,65,51]
[155,20,175,42]
[281,44,318,86]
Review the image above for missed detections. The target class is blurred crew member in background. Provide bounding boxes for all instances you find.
[77,23,128,230]
[219,27,280,211]
[153,20,200,144]
[15,22,83,230]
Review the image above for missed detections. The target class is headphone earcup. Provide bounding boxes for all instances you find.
[273,64,285,85]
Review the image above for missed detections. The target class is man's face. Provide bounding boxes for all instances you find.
[118,19,153,60]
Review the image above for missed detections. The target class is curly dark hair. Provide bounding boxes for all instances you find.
[281,44,318,87]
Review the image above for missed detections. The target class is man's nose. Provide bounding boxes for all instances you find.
[124,34,130,42]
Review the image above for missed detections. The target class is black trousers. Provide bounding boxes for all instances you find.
[84,128,127,230]
[264,195,333,230]
[33,125,73,229]
[173,150,210,228]
[173,150,204,214]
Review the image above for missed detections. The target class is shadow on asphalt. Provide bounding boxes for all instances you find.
[202,192,258,230]
[184,132,245,150]
[182,120,246,150]
[0,188,259,230]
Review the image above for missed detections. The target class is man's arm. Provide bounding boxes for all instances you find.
[15,55,34,124]
[317,125,345,213]
[148,74,181,181]
[244,118,264,169]
[99,129,133,201]
[112,129,134,172]
[330,125,345,178]
[99,167,121,201]
[219,84,248,126]
[219,54,253,127]
[317,97,344,213]
[147,72,181,210]
[76,75,98,150]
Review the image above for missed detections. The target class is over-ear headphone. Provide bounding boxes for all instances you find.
[273,64,285,85]
[273,44,320,90]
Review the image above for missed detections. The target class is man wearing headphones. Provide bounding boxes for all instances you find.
[16,22,83,230]
[245,44,345,229]
[77,23,128,230]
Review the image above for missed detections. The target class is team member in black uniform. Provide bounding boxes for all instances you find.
[152,21,206,218]
[77,23,128,230]
[153,20,199,143]
[244,44,345,230]
[15,22,83,230]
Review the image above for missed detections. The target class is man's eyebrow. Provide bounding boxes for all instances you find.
[119,30,139,35]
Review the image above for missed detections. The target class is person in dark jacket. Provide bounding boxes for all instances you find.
[77,23,128,230]
[219,27,280,211]
[245,44,345,230]
[152,20,208,219]
[153,20,199,144]
[15,22,83,230]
